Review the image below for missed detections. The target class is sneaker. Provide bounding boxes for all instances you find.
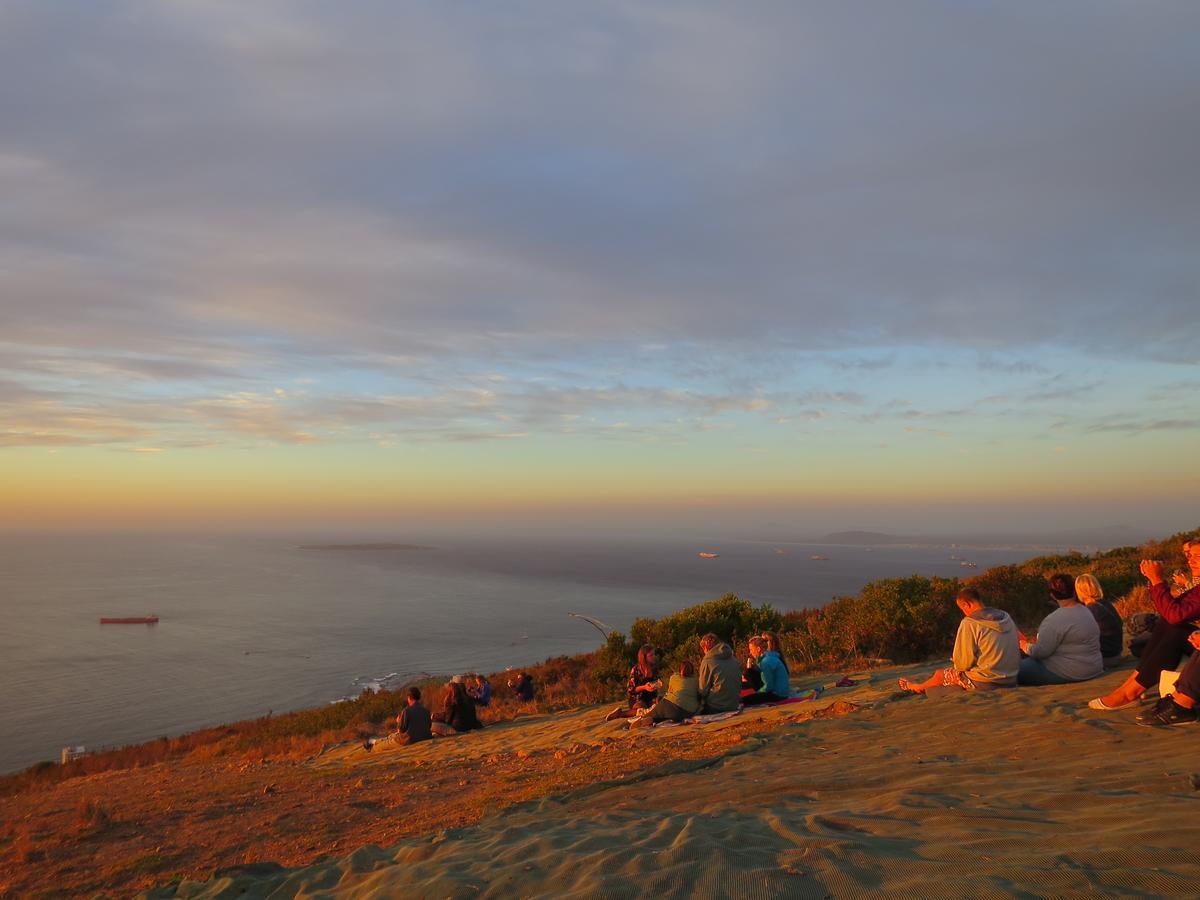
[1135,696,1199,727]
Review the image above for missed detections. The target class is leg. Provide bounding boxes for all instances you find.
[1172,652,1200,709]
[1018,657,1075,685]
[1098,621,1194,705]
[900,667,959,694]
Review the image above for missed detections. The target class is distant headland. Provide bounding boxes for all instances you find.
[297,543,436,552]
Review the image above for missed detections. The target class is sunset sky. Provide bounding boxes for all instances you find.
[2,2,1197,536]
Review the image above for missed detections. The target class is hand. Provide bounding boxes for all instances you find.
[1140,559,1166,584]
[1189,632,1200,652]
[1019,637,1032,654]
[1173,571,1190,590]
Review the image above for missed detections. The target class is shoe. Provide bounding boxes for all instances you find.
[1088,696,1139,711]
[1135,696,1199,727]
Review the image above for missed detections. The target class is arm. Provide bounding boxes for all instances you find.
[950,621,973,672]
[1025,615,1063,660]
[697,660,713,703]
[1150,581,1200,625]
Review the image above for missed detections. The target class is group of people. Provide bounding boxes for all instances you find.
[900,536,1200,729]
[375,536,1200,749]
[604,631,793,727]
[369,669,537,748]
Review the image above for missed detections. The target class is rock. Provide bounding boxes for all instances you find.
[516,749,530,759]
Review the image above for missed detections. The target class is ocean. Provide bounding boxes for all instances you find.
[0,532,1048,774]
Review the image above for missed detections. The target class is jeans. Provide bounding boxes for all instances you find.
[1018,657,1079,686]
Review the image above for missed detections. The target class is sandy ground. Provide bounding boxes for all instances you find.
[5,663,1199,898]
[133,663,1200,900]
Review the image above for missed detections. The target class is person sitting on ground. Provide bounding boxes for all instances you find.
[1075,574,1124,668]
[1018,574,1103,685]
[394,686,432,744]
[606,644,661,721]
[697,632,743,713]
[507,671,535,702]
[761,631,791,676]
[742,636,791,705]
[431,676,484,737]
[740,648,763,698]
[1135,630,1200,727]
[632,661,702,726]
[1090,538,1200,711]
[899,587,1019,693]
[468,673,492,707]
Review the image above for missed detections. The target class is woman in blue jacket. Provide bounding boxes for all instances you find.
[742,636,790,705]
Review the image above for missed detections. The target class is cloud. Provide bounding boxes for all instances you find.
[0,2,1197,458]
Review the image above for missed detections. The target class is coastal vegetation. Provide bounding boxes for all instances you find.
[1,528,1193,799]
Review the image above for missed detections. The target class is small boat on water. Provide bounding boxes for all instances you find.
[99,615,159,625]
[959,562,978,569]
[810,555,829,561]
[697,552,719,559]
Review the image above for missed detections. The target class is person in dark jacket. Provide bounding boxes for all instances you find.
[395,686,432,744]
[1090,539,1200,712]
[508,672,535,702]
[1075,574,1124,667]
[605,645,661,721]
[431,677,483,736]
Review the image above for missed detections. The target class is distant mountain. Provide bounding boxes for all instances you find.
[814,525,1157,549]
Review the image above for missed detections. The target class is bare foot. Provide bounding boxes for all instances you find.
[898,678,924,694]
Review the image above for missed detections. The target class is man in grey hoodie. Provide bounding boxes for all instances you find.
[899,588,1020,693]
[697,632,743,713]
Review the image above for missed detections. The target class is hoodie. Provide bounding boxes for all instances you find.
[698,642,743,713]
[953,607,1019,686]
[757,650,790,697]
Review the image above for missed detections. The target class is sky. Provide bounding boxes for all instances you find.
[1,2,1198,537]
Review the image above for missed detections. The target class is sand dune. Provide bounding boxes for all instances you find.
[143,667,1200,898]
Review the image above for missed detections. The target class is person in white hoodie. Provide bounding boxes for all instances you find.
[899,588,1020,692]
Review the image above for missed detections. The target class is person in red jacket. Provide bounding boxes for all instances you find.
[1089,538,1200,712]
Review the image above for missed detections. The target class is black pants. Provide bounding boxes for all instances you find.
[741,691,786,706]
[1174,651,1200,701]
[1135,619,1197,690]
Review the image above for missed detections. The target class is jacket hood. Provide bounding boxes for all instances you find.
[704,642,734,660]
[969,607,1015,633]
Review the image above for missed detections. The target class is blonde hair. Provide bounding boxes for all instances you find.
[1075,573,1104,603]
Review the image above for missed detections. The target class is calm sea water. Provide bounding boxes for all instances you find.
[0,533,1045,773]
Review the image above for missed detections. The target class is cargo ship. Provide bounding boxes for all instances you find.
[99,615,159,625]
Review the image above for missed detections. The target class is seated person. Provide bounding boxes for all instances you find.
[900,588,1019,693]
[761,631,792,675]
[1092,539,1200,710]
[606,645,661,721]
[1136,630,1200,727]
[468,673,493,707]
[740,653,764,698]
[1075,574,1124,667]
[431,677,484,737]
[394,686,432,744]
[632,661,701,726]
[1018,574,1103,685]
[741,636,790,705]
[698,632,743,713]
[507,672,535,702]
